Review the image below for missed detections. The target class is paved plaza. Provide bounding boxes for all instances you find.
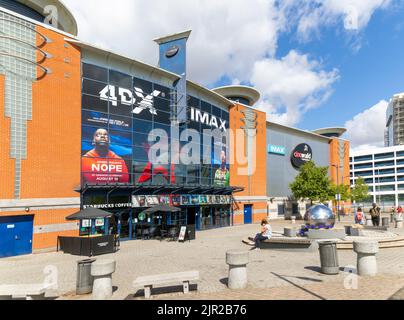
[0,218,404,300]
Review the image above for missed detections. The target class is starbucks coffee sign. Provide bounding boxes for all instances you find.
[291,144,313,169]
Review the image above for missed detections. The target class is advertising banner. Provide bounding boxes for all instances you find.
[82,111,132,185]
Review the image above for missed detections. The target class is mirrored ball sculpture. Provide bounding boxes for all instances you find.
[304,204,336,229]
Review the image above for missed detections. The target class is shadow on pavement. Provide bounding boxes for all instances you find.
[271,272,326,300]
[389,287,404,300]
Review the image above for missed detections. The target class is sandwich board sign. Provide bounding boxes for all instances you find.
[178,226,187,242]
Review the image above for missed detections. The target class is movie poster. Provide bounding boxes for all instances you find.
[81,111,132,185]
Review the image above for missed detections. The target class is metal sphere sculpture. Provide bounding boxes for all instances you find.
[304,204,336,230]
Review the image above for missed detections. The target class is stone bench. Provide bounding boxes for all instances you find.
[0,284,48,300]
[133,271,199,299]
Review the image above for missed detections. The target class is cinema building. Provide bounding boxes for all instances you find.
[0,0,350,258]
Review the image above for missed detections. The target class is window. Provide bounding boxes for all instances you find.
[374,152,394,160]
[354,162,373,170]
[374,161,394,168]
[354,155,372,162]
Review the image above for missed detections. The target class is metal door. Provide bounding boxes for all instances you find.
[0,216,33,258]
[244,205,253,224]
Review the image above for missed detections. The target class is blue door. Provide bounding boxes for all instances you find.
[0,216,34,258]
[244,205,253,224]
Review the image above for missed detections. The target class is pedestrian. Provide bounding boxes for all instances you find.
[369,203,381,227]
[252,219,272,251]
[397,206,403,220]
[355,207,364,225]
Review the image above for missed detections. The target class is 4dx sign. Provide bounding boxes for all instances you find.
[99,85,161,115]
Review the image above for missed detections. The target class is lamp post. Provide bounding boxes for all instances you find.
[332,164,343,222]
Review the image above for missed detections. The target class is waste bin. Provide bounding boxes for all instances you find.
[318,241,339,275]
[76,259,96,295]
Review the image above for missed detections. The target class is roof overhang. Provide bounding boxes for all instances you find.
[212,85,261,106]
[66,38,182,84]
[17,0,78,36]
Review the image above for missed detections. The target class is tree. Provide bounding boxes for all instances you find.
[290,161,335,205]
[350,177,370,205]
[331,183,351,202]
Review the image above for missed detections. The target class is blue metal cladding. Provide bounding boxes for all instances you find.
[0,0,44,22]
[158,37,188,123]
[0,215,34,258]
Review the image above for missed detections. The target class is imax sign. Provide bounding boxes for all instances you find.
[190,107,227,132]
[268,144,286,156]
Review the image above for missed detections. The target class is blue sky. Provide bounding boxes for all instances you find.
[64,0,404,150]
[282,6,404,131]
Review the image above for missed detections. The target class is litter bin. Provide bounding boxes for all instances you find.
[318,241,339,275]
[382,217,390,227]
[76,259,96,295]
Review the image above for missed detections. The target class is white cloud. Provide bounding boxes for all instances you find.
[63,0,279,85]
[251,50,339,126]
[62,0,393,127]
[278,0,392,42]
[344,100,389,151]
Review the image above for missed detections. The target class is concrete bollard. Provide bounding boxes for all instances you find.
[226,251,249,290]
[91,259,116,300]
[291,217,296,225]
[353,240,379,277]
[396,218,404,229]
[284,227,297,238]
[366,215,373,227]
[382,217,390,227]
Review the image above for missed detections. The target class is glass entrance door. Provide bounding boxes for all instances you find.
[119,210,131,240]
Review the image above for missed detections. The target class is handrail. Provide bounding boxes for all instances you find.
[0,35,52,60]
[0,18,51,45]
[0,52,50,80]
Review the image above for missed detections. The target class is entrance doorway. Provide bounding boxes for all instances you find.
[0,215,34,258]
[244,205,253,224]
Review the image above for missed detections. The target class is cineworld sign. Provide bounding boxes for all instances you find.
[190,107,227,132]
[291,143,313,169]
[99,85,161,115]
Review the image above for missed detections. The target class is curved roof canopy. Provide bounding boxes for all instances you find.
[16,0,78,35]
[212,85,261,107]
[313,127,347,138]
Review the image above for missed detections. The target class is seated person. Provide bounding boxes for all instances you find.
[252,219,272,251]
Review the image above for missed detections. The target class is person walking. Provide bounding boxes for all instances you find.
[370,203,381,227]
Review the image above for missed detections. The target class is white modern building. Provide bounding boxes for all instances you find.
[385,93,404,147]
[350,145,404,208]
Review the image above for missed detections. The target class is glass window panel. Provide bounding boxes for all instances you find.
[83,78,107,96]
[133,77,153,94]
[82,63,108,82]
[201,101,211,113]
[82,94,108,113]
[133,118,153,135]
[109,70,132,89]
[153,84,171,100]
[153,110,171,125]
[154,97,171,112]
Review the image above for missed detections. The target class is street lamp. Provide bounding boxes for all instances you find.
[332,164,343,222]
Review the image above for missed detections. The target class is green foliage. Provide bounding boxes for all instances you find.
[350,177,370,203]
[331,183,351,201]
[289,161,335,204]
